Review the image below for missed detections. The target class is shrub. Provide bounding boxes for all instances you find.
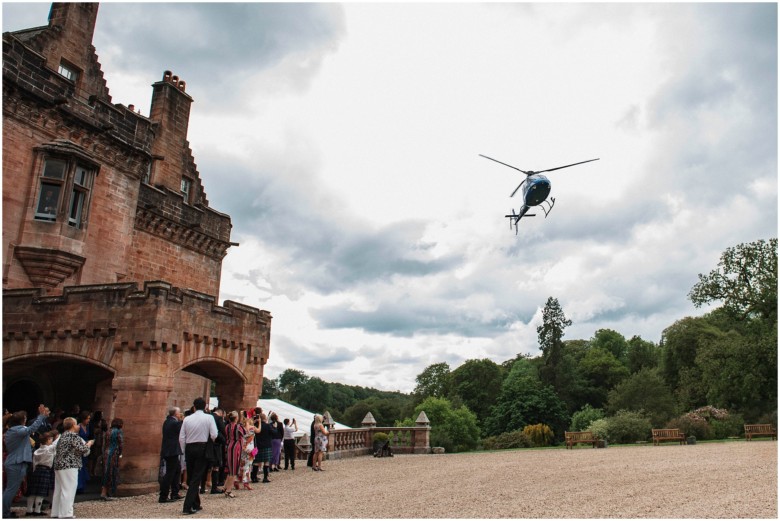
[666,412,712,440]
[372,432,389,443]
[481,430,532,450]
[570,405,604,432]
[665,405,744,440]
[756,411,777,426]
[522,423,554,447]
[710,413,745,439]
[606,410,652,444]
[588,418,610,442]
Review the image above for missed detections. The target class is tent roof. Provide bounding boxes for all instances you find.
[208,397,351,433]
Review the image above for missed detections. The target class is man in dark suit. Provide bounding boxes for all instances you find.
[208,408,226,494]
[159,407,183,503]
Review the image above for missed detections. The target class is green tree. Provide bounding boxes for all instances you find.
[412,396,480,453]
[537,297,572,389]
[484,358,569,438]
[606,368,677,426]
[590,329,628,363]
[277,368,309,402]
[625,335,660,374]
[554,340,593,413]
[342,396,405,428]
[660,316,722,409]
[695,323,777,419]
[295,376,331,413]
[578,347,629,408]
[448,358,504,428]
[262,377,279,398]
[412,362,451,403]
[689,238,777,320]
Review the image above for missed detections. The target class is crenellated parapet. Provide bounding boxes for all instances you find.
[3,281,271,373]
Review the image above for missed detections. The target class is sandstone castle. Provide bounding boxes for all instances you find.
[2,3,271,493]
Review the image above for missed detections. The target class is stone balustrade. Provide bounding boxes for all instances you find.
[294,411,432,461]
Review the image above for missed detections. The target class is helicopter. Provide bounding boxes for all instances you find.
[479,154,599,234]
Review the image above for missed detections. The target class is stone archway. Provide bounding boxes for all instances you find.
[176,358,252,414]
[2,355,115,419]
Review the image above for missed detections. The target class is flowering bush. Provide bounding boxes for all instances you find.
[666,406,743,440]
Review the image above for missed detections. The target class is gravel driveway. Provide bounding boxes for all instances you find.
[30,440,777,518]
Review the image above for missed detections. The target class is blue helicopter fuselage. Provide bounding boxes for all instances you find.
[523,174,551,206]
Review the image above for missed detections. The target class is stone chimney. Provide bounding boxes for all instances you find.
[149,70,194,192]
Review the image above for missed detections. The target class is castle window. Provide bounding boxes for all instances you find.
[57,61,79,82]
[34,157,94,228]
[67,165,93,228]
[34,159,67,221]
[142,162,152,184]
[181,177,192,202]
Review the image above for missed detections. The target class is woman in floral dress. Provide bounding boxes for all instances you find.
[239,417,256,489]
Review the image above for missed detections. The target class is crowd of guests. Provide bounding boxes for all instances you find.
[2,399,330,518]
[2,404,123,519]
[161,398,328,516]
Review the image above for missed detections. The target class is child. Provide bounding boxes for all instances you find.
[25,431,58,517]
[240,418,256,490]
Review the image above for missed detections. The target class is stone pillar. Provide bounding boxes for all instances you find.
[111,373,174,496]
[361,412,377,449]
[414,411,431,454]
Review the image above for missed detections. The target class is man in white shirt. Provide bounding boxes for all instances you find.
[178,398,217,516]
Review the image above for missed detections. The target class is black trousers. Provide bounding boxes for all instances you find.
[183,443,207,512]
[283,439,296,469]
[159,455,181,500]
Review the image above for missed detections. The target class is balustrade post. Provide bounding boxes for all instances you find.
[362,411,377,450]
[414,411,431,454]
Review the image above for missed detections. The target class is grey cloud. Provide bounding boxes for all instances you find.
[94,3,346,109]
[311,300,521,338]
[199,149,464,297]
[272,336,358,371]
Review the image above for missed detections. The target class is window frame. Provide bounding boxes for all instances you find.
[57,60,79,82]
[180,176,192,203]
[33,153,96,230]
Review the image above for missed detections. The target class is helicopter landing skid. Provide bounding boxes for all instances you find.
[539,197,556,217]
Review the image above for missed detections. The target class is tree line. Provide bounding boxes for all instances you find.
[262,238,777,452]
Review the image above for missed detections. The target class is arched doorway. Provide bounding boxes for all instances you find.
[2,356,114,419]
[175,359,249,413]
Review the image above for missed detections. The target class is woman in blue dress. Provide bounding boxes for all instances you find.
[76,412,91,493]
[100,418,123,500]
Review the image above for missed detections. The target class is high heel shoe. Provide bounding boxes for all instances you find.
[233,482,240,490]
[242,482,253,490]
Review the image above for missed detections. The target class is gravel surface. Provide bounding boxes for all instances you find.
[18,440,776,518]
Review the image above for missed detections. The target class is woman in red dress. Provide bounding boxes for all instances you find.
[222,411,244,498]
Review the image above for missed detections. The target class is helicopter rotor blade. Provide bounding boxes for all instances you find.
[536,158,599,174]
[510,179,526,198]
[479,154,530,175]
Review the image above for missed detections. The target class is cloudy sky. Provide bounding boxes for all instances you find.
[3,2,777,393]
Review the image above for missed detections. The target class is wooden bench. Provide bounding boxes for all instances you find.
[744,424,777,441]
[565,431,597,449]
[651,428,686,445]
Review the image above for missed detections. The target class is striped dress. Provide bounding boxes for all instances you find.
[224,422,245,476]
